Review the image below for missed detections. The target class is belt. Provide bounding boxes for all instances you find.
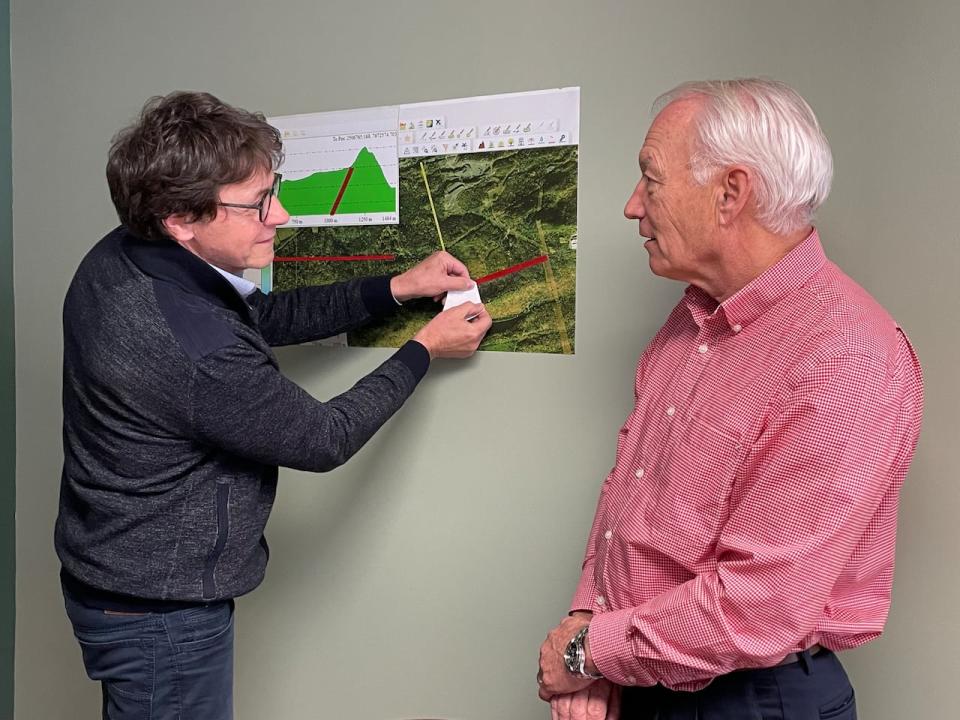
[776,644,823,667]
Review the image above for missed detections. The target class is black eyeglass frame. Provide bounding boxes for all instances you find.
[218,173,282,223]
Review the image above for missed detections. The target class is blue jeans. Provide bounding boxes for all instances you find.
[63,588,234,720]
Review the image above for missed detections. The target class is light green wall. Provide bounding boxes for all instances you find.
[0,0,14,716]
[11,1,960,718]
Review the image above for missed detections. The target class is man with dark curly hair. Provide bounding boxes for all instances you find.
[55,91,491,720]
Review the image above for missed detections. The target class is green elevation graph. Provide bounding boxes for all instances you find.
[278,147,396,216]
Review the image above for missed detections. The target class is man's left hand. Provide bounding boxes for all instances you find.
[390,251,473,303]
[538,613,596,701]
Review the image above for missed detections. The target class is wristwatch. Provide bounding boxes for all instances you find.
[563,625,603,679]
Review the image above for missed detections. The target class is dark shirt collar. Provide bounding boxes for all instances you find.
[117,226,256,323]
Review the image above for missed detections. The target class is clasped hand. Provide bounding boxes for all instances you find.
[547,680,621,720]
[538,614,620,719]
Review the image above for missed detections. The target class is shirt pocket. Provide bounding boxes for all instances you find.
[643,416,743,568]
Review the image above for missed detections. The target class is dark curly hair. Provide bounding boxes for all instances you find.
[106,91,283,241]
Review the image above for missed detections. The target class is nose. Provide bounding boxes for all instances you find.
[267,194,291,226]
[624,180,646,220]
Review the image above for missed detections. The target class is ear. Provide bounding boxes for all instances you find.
[162,214,195,244]
[717,166,752,226]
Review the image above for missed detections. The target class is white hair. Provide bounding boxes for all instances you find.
[653,79,833,235]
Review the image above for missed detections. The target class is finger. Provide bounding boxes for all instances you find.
[550,697,561,720]
[461,304,491,326]
[441,275,473,291]
[585,683,607,720]
[606,682,622,720]
[440,252,470,277]
[554,692,572,720]
[469,303,491,319]
[542,675,584,703]
[452,302,484,319]
[472,310,493,330]
[569,688,587,720]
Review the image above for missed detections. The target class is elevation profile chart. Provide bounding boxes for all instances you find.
[270,105,400,227]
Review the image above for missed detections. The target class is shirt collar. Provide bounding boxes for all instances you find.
[683,229,827,331]
[207,263,257,298]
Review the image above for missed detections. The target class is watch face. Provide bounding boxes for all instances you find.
[563,637,579,674]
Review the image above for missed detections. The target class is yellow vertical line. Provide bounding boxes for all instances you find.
[419,161,446,252]
[536,220,572,354]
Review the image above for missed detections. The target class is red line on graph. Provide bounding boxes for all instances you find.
[475,255,549,285]
[273,255,396,262]
[329,166,355,215]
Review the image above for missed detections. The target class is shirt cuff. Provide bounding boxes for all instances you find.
[393,340,430,383]
[589,607,656,687]
[361,275,402,316]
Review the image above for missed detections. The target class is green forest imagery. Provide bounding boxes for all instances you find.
[273,145,578,354]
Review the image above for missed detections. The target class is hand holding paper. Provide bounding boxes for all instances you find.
[414,299,491,359]
[443,280,483,317]
[390,251,472,303]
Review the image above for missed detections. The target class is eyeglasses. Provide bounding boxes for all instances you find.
[218,173,282,223]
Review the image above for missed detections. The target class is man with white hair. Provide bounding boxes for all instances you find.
[537,79,923,719]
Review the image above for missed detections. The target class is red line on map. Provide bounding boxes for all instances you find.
[273,255,396,262]
[475,255,549,285]
[329,166,355,215]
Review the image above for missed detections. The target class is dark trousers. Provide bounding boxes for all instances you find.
[63,588,235,720]
[621,650,856,720]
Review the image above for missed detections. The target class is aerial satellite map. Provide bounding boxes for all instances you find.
[269,88,579,354]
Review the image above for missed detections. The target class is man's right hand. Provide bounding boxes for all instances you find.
[550,680,621,720]
[412,302,491,359]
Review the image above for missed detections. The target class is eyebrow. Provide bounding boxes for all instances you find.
[249,173,278,196]
[639,154,663,180]
[241,183,274,205]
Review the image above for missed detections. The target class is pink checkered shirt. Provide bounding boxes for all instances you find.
[573,230,923,691]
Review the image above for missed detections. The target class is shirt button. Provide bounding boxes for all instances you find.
[732,324,742,333]
[698,344,708,354]
[626,675,637,684]
[604,530,613,540]
[596,595,605,606]
[635,467,644,479]
[666,406,676,417]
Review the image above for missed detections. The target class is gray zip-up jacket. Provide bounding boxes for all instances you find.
[55,227,428,602]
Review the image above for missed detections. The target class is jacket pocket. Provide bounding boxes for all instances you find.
[202,479,232,600]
